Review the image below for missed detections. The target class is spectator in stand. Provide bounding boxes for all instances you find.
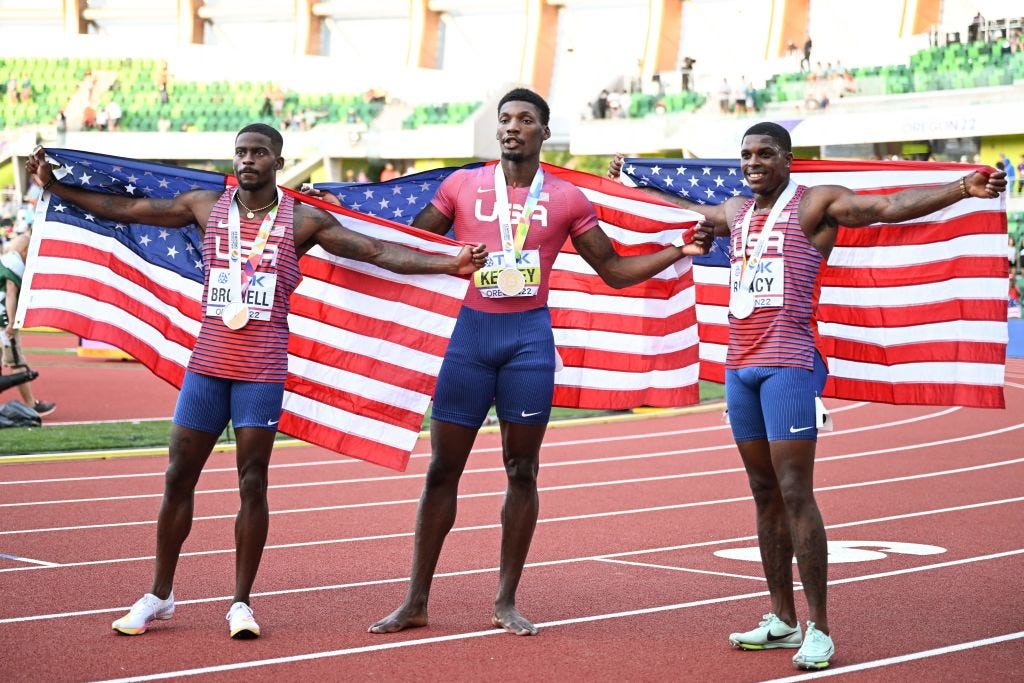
[6,78,18,103]
[105,99,122,131]
[95,108,108,132]
[680,57,695,91]
[732,79,748,115]
[719,78,732,114]
[159,83,170,105]
[593,89,609,119]
[801,36,813,71]
[82,104,97,131]
[20,78,31,104]
[380,162,400,182]
[1000,154,1016,191]
[55,111,67,145]
[259,96,273,118]
[346,107,361,124]
[968,12,984,43]
[1016,154,1024,193]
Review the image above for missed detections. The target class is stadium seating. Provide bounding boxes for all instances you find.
[756,40,1017,108]
[402,101,482,129]
[0,56,378,133]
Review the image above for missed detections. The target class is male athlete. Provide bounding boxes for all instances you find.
[609,122,1005,669]
[26,124,486,639]
[361,88,709,636]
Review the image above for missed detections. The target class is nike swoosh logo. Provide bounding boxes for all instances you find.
[218,221,230,228]
[267,420,279,426]
[767,630,799,641]
[521,410,542,418]
[477,187,494,193]
[789,425,814,433]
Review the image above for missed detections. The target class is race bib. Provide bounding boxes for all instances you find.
[474,249,541,299]
[730,256,784,311]
[205,267,278,322]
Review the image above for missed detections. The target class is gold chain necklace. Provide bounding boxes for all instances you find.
[236,195,278,219]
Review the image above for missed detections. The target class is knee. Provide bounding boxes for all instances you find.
[163,462,200,498]
[423,461,461,492]
[747,475,783,510]
[237,468,268,503]
[776,475,814,512]
[504,456,539,488]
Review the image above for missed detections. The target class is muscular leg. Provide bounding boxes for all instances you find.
[492,419,546,636]
[737,438,798,628]
[150,425,220,599]
[232,427,276,605]
[368,419,478,633]
[771,439,829,633]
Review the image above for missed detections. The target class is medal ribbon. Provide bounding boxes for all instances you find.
[733,180,797,300]
[226,188,281,306]
[492,163,545,269]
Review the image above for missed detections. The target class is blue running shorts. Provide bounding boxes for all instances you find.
[173,370,285,434]
[725,352,828,443]
[431,306,556,428]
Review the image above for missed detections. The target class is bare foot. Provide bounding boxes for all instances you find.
[368,605,428,634]
[491,605,538,636]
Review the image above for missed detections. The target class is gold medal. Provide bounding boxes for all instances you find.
[222,301,250,330]
[496,267,526,296]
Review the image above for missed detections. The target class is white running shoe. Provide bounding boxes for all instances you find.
[111,593,175,635]
[226,601,260,639]
[792,621,835,669]
[729,613,802,650]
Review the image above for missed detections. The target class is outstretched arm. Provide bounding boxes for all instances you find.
[572,223,710,290]
[294,203,485,275]
[25,148,217,229]
[801,169,1007,258]
[816,169,1006,228]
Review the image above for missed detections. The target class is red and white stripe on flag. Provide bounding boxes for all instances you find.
[542,164,705,409]
[694,159,1008,408]
[20,188,471,471]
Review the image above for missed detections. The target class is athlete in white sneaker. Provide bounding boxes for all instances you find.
[111,593,175,636]
[729,612,802,650]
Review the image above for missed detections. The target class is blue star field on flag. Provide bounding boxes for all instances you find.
[315,163,485,230]
[43,148,223,283]
[621,158,749,266]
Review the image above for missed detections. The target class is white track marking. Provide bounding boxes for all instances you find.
[86,549,1024,682]
[1,499,1019,624]
[594,557,768,581]
[3,412,1015,510]
[0,553,58,567]
[0,403,873,486]
[765,631,1024,682]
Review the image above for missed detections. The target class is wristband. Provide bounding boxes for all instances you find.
[43,176,57,192]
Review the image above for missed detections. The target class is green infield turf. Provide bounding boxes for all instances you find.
[0,382,724,456]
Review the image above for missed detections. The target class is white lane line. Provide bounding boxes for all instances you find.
[0,403,873,486]
[0,553,58,567]
[89,549,1024,683]
[765,631,1024,682]
[1,499,1019,624]
[0,451,1018,573]
[594,557,768,582]
[3,412,1016,509]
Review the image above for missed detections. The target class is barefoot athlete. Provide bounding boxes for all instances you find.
[609,121,1007,669]
[359,88,710,636]
[26,123,486,639]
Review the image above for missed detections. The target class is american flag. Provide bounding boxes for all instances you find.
[319,162,707,409]
[623,157,1008,408]
[17,149,473,471]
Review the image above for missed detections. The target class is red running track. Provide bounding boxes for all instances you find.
[0,360,1022,681]
[0,331,178,426]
